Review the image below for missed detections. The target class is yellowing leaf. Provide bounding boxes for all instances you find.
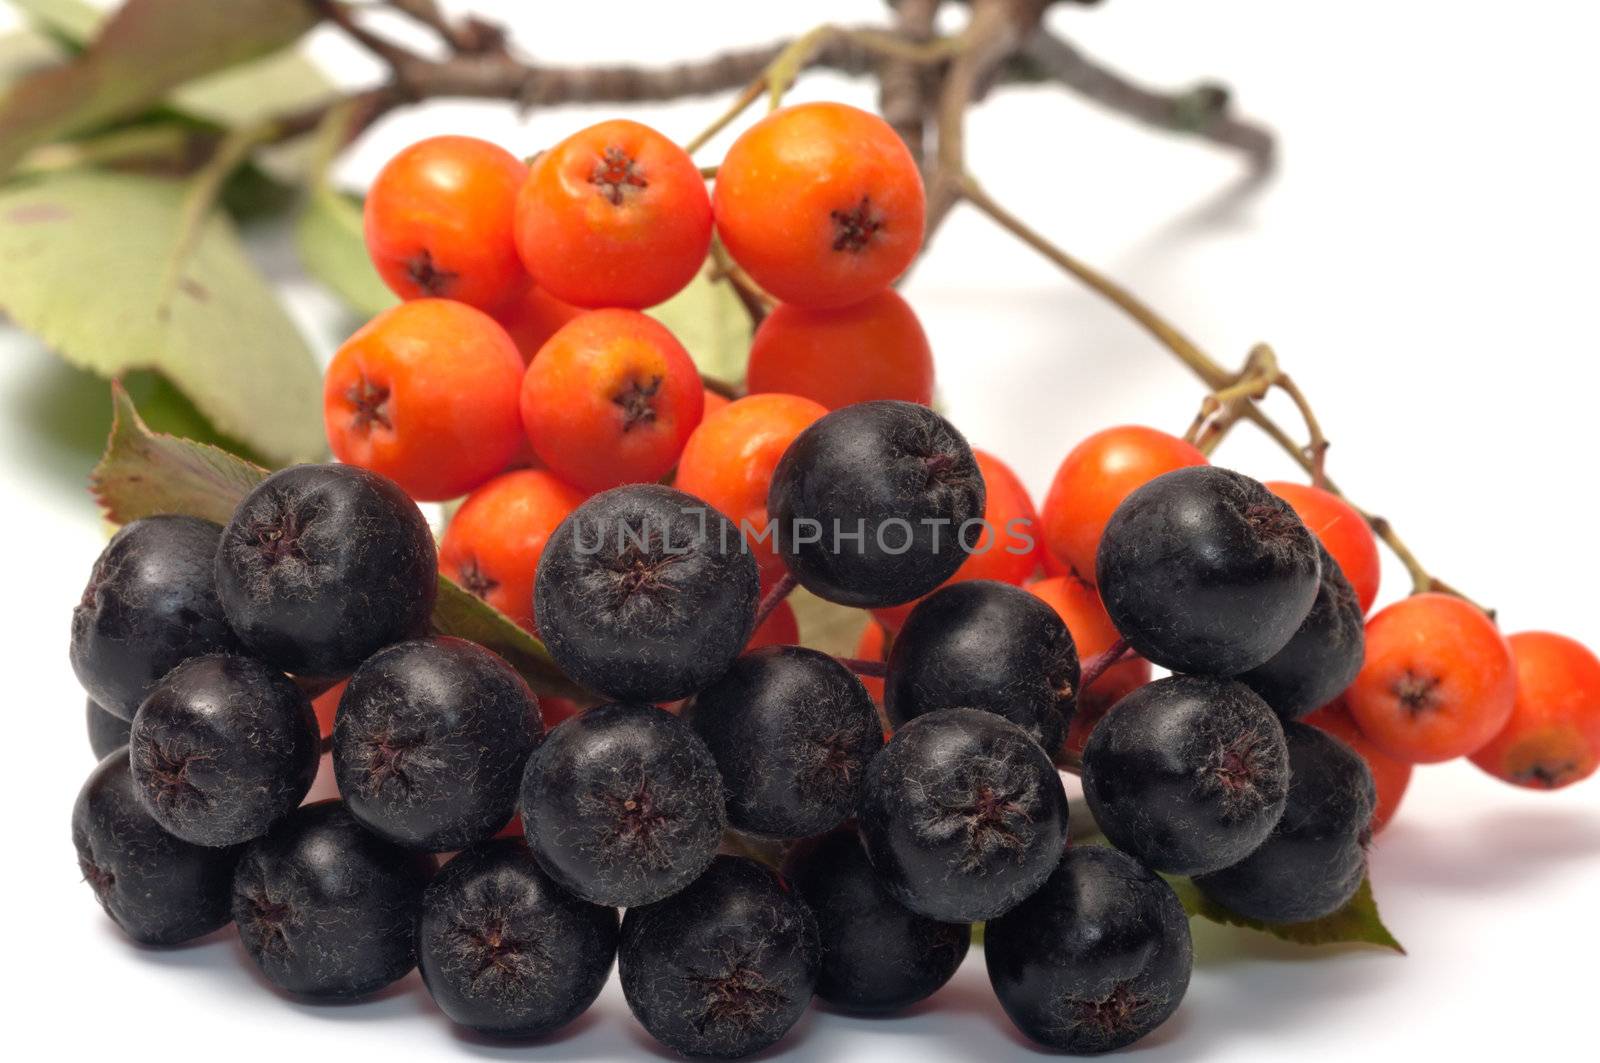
[0,170,325,465]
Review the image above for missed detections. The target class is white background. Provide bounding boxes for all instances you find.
[2,1,1597,1059]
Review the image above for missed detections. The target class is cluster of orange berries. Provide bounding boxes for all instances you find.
[323,100,1599,839]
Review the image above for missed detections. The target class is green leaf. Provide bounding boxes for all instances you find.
[0,0,319,174]
[0,170,325,465]
[295,188,397,318]
[0,27,64,94]
[7,0,102,47]
[170,48,332,132]
[91,384,589,700]
[646,261,753,386]
[1167,874,1405,954]
[432,580,590,702]
[789,587,870,658]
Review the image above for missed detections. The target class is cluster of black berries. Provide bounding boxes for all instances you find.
[71,399,1375,1057]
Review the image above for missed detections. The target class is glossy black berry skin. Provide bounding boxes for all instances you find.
[86,698,130,760]
[334,637,542,852]
[886,579,1079,752]
[767,400,986,608]
[72,751,240,946]
[782,825,968,1014]
[858,708,1069,922]
[1195,721,1376,923]
[1082,675,1289,876]
[417,839,619,1038]
[1239,544,1366,719]
[216,464,437,678]
[684,646,882,839]
[129,654,319,847]
[535,484,758,703]
[1097,466,1321,675]
[230,801,434,999]
[519,703,724,907]
[619,856,821,1059]
[71,515,243,720]
[987,845,1193,1054]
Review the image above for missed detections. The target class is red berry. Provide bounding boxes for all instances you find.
[746,600,800,651]
[514,119,711,308]
[491,282,583,365]
[519,310,704,492]
[324,299,525,501]
[674,393,829,585]
[713,103,925,308]
[746,290,934,409]
[1346,593,1516,763]
[438,469,586,632]
[1041,426,1207,584]
[364,136,528,311]
[1267,481,1382,614]
[1471,631,1600,789]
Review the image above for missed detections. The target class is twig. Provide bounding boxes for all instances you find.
[959,172,1487,611]
[1078,639,1131,693]
[752,573,799,634]
[879,0,940,158]
[1020,31,1275,171]
[708,239,775,328]
[836,657,889,679]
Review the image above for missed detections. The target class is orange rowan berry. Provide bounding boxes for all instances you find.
[713,102,925,308]
[674,393,829,584]
[438,469,586,632]
[519,310,705,492]
[514,119,711,308]
[491,282,583,364]
[746,600,800,651]
[324,299,525,501]
[1267,481,1382,614]
[746,290,934,409]
[1346,593,1516,763]
[1041,426,1207,583]
[1471,631,1600,789]
[363,135,528,311]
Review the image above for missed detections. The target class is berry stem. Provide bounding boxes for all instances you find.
[958,173,1491,615]
[752,573,798,634]
[835,657,889,680]
[1078,639,1132,694]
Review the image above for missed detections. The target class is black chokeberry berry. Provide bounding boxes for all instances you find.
[1082,674,1289,876]
[1195,721,1376,923]
[619,855,821,1059]
[782,825,968,1014]
[417,839,619,1038]
[72,751,239,946]
[858,708,1068,922]
[1097,466,1321,675]
[534,484,758,703]
[1239,543,1366,719]
[885,579,1078,751]
[684,646,883,839]
[71,515,243,720]
[519,703,724,907]
[86,698,130,760]
[129,654,320,847]
[333,637,542,852]
[230,800,434,999]
[216,464,437,678]
[987,845,1193,1054]
[767,400,986,608]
